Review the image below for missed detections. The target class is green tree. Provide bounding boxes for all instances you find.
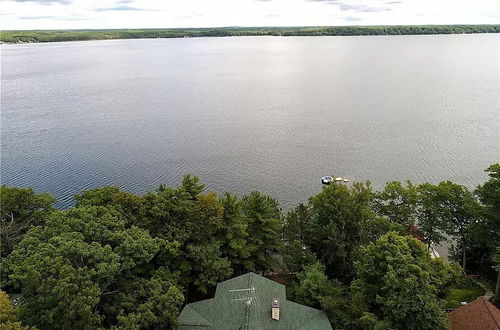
[292,263,352,329]
[101,269,183,330]
[282,204,316,272]
[416,183,448,248]
[475,164,500,275]
[292,262,332,308]
[283,204,312,244]
[241,191,282,273]
[219,193,251,274]
[143,183,199,243]
[360,216,406,244]
[182,242,232,294]
[477,164,500,306]
[308,182,375,282]
[141,178,239,299]
[0,186,56,257]
[142,176,220,246]
[0,290,32,329]
[476,164,500,216]
[352,232,451,330]
[1,206,183,330]
[493,246,500,306]
[433,181,480,270]
[374,181,419,230]
[179,174,205,200]
[195,191,224,242]
[74,186,146,225]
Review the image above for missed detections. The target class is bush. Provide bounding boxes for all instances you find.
[445,287,485,309]
[455,276,482,289]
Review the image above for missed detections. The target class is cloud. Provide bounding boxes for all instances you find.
[116,0,134,3]
[94,5,158,12]
[55,16,87,21]
[19,14,87,21]
[307,0,343,2]
[308,0,400,12]
[342,16,362,22]
[6,0,71,4]
[19,15,56,19]
[175,12,204,18]
[339,3,391,12]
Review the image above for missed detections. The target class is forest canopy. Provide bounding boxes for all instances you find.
[1,25,499,43]
[0,164,499,329]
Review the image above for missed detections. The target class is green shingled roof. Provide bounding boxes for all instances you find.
[178,272,332,330]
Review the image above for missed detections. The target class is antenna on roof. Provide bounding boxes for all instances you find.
[229,287,255,293]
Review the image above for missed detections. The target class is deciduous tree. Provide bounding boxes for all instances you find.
[282,204,316,272]
[416,183,448,248]
[374,181,419,230]
[1,206,183,330]
[352,232,452,330]
[308,182,375,282]
[0,186,55,257]
[435,181,480,270]
[0,290,32,330]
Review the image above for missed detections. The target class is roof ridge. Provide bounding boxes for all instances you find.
[179,304,213,327]
[178,272,332,329]
[481,298,500,329]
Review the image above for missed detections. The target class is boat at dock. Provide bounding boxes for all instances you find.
[321,176,349,185]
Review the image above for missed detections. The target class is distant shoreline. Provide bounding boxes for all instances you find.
[2,24,499,44]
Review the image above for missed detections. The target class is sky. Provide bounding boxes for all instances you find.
[1,0,499,30]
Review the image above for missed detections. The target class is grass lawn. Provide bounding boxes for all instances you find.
[445,287,485,309]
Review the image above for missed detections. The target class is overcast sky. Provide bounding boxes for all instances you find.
[1,0,499,30]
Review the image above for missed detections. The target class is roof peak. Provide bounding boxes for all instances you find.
[178,272,332,329]
[449,297,500,330]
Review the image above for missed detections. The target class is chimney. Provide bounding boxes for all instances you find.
[271,298,280,320]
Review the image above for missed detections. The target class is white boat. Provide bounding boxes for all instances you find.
[321,176,334,185]
[322,176,349,184]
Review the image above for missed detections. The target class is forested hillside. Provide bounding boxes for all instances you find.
[2,25,499,43]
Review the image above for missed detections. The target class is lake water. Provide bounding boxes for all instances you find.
[1,35,499,209]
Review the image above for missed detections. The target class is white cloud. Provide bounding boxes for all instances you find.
[7,0,72,5]
[1,0,499,30]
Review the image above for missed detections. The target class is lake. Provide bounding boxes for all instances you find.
[1,35,499,209]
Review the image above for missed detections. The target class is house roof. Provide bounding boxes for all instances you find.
[448,298,500,330]
[178,272,332,330]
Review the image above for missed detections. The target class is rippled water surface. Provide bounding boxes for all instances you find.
[2,35,499,208]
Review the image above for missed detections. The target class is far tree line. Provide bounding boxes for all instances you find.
[0,164,498,329]
[2,25,499,43]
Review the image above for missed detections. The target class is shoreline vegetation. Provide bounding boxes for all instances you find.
[1,24,499,43]
[1,164,499,329]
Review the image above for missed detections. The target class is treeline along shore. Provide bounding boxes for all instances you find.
[2,24,499,43]
[1,164,499,329]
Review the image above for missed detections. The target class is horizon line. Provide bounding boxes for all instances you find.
[4,23,500,32]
